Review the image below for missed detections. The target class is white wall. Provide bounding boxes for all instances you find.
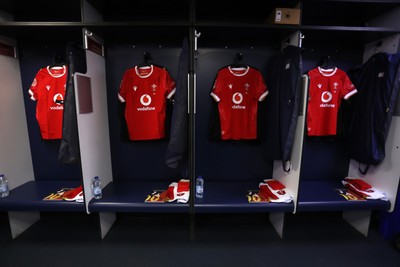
[0,36,35,189]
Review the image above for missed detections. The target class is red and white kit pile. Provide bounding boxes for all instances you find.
[161,179,190,203]
[62,185,84,202]
[258,179,293,203]
[342,177,387,200]
[43,185,83,202]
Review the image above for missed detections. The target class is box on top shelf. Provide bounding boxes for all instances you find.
[267,8,301,25]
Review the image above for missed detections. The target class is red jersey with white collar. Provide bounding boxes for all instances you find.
[118,65,176,140]
[210,66,268,140]
[307,67,357,136]
[28,66,67,139]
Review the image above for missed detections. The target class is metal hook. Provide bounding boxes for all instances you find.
[195,30,201,51]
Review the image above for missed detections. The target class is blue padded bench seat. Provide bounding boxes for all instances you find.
[0,180,85,212]
[194,181,294,213]
[297,180,391,212]
[88,181,190,213]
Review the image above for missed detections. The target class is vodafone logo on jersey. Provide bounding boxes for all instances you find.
[321,91,332,103]
[50,93,64,110]
[232,92,246,109]
[140,94,152,106]
[53,93,64,105]
[138,94,155,111]
[232,92,243,104]
[320,91,335,108]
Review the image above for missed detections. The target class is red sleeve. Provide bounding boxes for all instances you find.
[165,69,176,99]
[210,70,223,102]
[256,70,268,101]
[342,73,357,100]
[28,69,43,101]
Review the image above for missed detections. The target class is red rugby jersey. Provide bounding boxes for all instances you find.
[307,67,357,136]
[118,65,176,140]
[28,66,67,140]
[210,66,268,140]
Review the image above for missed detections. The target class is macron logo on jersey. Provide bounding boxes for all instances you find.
[137,94,156,111]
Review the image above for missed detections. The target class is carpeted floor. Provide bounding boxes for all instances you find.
[0,211,399,267]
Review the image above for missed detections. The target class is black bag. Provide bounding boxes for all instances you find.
[58,42,87,164]
[263,45,303,172]
[346,52,400,174]
[165,36,189,170]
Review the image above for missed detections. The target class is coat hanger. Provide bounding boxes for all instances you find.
[49,51,66,69]
[137,52,153,68]
[230,52,247,68]
[375,41,383,53]
[318,55,334,69]
[281,38,290,51]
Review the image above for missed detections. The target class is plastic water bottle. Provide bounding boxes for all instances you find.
[196,175,204,198]
[0,174,9,197]
[92,176,102,199]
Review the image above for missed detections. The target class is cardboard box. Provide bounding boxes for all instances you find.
[267,8,300,25]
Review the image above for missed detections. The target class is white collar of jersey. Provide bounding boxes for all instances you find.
[318,66,337,77]
[47,65,67,78]
[228,66,249,76]
[135,65,153,78]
